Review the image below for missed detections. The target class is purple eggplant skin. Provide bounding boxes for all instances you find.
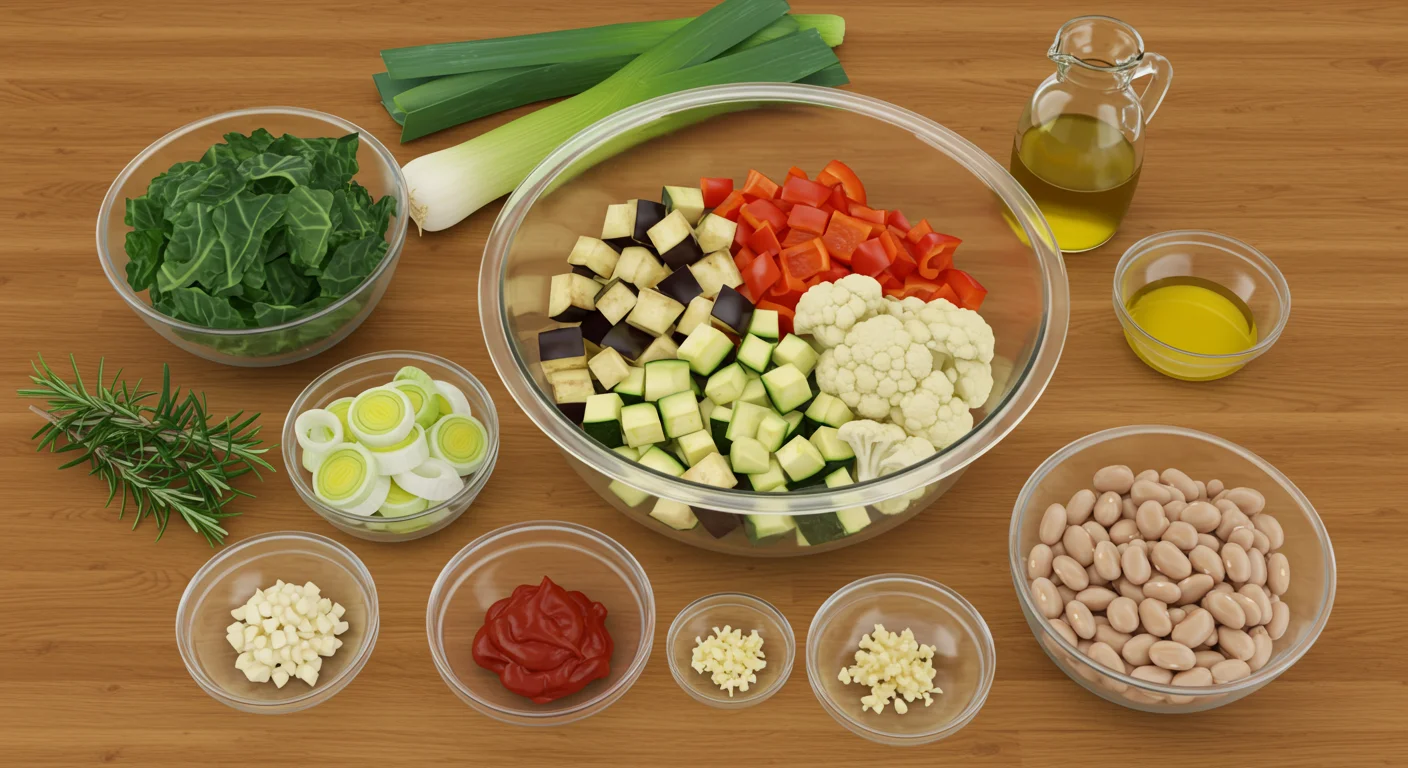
[538,326,585,362]
[691,507,743,539]
[656,267,703,306]
[580,310,615,345]
[710,285,754,335]
[600,322,654,362]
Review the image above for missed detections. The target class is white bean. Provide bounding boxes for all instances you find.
[1067,488,1097,525]
[1027,543,1054,580]
[1093,491,1123,526]
[1039,503,1067,545]
[1093,465,1135,494]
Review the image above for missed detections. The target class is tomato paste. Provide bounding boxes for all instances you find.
[471,576,613,704]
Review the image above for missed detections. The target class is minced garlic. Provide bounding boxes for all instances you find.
[690,625,767,697]
[837,624,940,714]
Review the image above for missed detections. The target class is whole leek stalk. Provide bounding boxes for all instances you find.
[402,0,839,232]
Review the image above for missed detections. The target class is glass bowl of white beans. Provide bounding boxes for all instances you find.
[1008,425,1336,712]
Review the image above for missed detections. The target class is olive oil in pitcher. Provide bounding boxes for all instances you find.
[1011,16,1171,252]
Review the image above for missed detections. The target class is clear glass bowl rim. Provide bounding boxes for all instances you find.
[805,573,997,744]
[665,591,796,708]
[1007,424,1336,697]
[174,530,381,710]
[96,106,411,337]
[281,350,501,525]
[479,83,1069,514]
[1113,230,1291,360]
[424,520,656,725]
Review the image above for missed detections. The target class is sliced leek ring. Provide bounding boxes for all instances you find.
[433,379,473,417]
[368,424,430,476]
[313,443,380,509]
[394,365,436,390]
[428,414,489,475]
[393,458,465,502]
[349,385,414,447]
[302,445,333,473]
[326,397,354,437]
[377,479,429,518]
[340,474,392,517]
[294,409,344,454]
[392,380,441,430]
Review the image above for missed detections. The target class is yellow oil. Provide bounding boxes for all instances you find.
[1009,114,1141,253]
[1123,276,1259,381]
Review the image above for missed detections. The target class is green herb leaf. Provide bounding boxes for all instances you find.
[236,153,313,189]
[123,230,164,292]
[264,256,314,306]
[251,302,309,326]
[165,163,245,220]
[147,161,203,213]
[221,128,277,163]
[318,235,387,297]
[261,227,289,262]
[157,204,224,292]
[283,186,335,268]
[241,254,268,290]
[124,196,164,231]
[169,287,246,329]
[213,193,288,290]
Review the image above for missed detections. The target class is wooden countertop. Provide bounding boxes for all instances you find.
[2,1,1405,765]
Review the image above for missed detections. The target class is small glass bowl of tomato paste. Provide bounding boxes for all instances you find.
[666,592,796,709]
[426,520,655,726]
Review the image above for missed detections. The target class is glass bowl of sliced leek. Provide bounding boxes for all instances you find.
[282,350,499,542]
[479,84,1068,557]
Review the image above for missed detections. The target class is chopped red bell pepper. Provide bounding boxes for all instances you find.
[787,204,829,235]
[814,264,852,283]
[732,218,754,254]
[780,238,831,280]
[848,203,885,226]
[886,209,912,231]
[930,283,959,305]
[742,169,779,200]
[734,246,756,273]
[821,212,873,263]
[767,287,803,311]
[828,185,848,212]
[741,199,787,233]
[714,190,747,221]
[773,199,794,214]
[818,160,866,205]
[940,268,987,310]
[747,222,781,256]
[700,177,734,208]
[914,232,961,279]
[906,218,934,244]
[741,250,781,298]
[772,255,808,298]
[780,227,815,249]
[780,176,832,208]
[882,231,917,278]
[755,299,796,335]
[851,238,895,277]
[899,274,945,300]
[875,270,901,291]
[785,166,808,181]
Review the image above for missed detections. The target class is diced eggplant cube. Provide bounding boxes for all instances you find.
[710,285,754,336]
[611,245,646,283]
[634,248,671,289]
[691,507,742,539]
[688,250,743,299]
[539,327,586,374]
[635,334,679,365]
[680,452,737,489]
[580,310,615,345]
[694,213,737,253]
[588,346,633,390]
[570,264,602,279]
[601,202,636,251]
[600,322,654,362]
[593,278,639,326]
[677,295,715,337]
[661,185,705,225]
[626,289,685,337]
[549,367,594,405]
[632,199,667,245]
[549,273,599,323]
[556,401,587,424]
[566,236,620,278]
[655,267,705,307]
[648,210,704,270]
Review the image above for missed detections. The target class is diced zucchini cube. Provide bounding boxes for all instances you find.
[772,334,819,376]
[658,391,704,439]
[748,456,789,492]
[676,323,734,376]
[613,366,646,405]
[747,309,780,341]
[621,403,665,448]
[676,429,719,467]
[738,378,770,407]
[638,445,685,476]
[681,452,737,489]
[735,334,776,373]
[755,411,789,453]
[761,363,811,413]
[704,363,748,406]
[644,359,692,402]
[775,435,826,483]
[582,393,624,448]
[810,425,856,462]
[729,436,771,474]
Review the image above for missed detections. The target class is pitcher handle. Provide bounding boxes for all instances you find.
[1133,52,1173,124]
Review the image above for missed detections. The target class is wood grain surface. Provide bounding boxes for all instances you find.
[2,1,1406,765]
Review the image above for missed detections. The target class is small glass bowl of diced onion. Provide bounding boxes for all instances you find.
[282,350,500,542]
[175,531,379,714]
[805,574,996,746]
[665,592,796,709]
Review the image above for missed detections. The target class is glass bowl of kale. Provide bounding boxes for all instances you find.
[97,107,409,367]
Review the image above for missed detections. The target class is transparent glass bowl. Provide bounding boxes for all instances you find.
[426,521,655,726]
[175,531,379,714]
[480,83,1068,556]
[97,107,409,367]
[1009,425,1336,712]
[1114,230,1290,381]
[806,575,995,746]
[282,351,500,542]
[666,592,795,709]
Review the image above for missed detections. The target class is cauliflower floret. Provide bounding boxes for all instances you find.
[892,372,975,449]
[794,274,888,348]
[883,295,926,317]
[888,296,996,408]
[944,358,995,409]
[815,315,934,420]
[837,420,909,481]
[874,436,938,515]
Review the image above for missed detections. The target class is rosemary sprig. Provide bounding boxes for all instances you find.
[19,355,275,546]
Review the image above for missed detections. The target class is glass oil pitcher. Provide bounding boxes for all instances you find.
[1009,16,1172,253]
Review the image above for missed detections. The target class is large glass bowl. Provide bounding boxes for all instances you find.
[481,84,1068,556]
[1008,425,1335,712]
[97,107,409,367]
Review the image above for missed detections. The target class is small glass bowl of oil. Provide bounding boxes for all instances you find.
[1114,231,1289,381]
